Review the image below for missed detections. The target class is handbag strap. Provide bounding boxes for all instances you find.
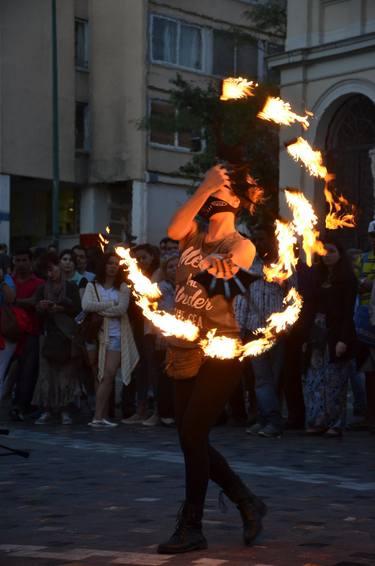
[93,281,100,302]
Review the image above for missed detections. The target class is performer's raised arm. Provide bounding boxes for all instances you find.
[168,165,230,242]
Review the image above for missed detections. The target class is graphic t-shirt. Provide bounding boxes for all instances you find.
[172,227,244,347]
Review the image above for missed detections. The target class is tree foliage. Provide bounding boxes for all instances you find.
[167,75,280,225]
[245,0,287,40]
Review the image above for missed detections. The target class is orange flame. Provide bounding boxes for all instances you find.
[263,220,298,283]
[98,233,109,253]
[240,288,303,359]
[115,246,199,342]
[220,77,257,101]
[258,97,312,130]
[286,137,327,178]
[115,245,302,359]
[324,186,356,230]
[284,189,326,266]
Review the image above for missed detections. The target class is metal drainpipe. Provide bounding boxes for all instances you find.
[51,0,60,245]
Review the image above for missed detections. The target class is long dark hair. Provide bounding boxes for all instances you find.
[131,244,160,277]
[316,238,357,286]
[95,252,124,289]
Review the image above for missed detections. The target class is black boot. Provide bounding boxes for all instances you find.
[157,503,207,554]
[223,477,267,546]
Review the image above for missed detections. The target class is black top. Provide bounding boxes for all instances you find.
[304,266,357,362]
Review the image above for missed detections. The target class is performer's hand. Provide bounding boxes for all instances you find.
[335,341,347,358]
[196,165,230,197]
[199,254,239,279]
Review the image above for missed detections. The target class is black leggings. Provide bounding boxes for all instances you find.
[174,358,243,509]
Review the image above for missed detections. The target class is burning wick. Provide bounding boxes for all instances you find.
[285,137,327,179]
[324,185,356,230]
[284,189,327,267]
[258,97,313,130]
[220,77,257,101]
[263,220,298,283]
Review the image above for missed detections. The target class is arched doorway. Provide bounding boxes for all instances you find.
[324,94,375,250]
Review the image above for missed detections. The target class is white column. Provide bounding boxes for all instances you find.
[131,180,147,244]
[80,185,109,234]
[0,175,10,248]
[369,148,375,219]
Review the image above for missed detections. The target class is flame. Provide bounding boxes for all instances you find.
[220,77,257,101]
[286,137,327,178]
[115,246,161,300]
[284,189,326,266]
[116,246,199,342]
[258,97,312,130]
[263,220,298,283]
[324,186,356,230]
[98,232,109,253]
[200,330,243,360]
[240,288,303,359]
[105,225,111,234]
[115,244,302,359]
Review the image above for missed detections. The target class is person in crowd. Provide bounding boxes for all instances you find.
[0,243,11,274]
[0,267,16,399]
[31,248,49,279]
[159,237,179,255]
[143,251,179,427]
[32,253,81,425]
[346,248,367,425]
[82,252,139,428]
[157,165,266,555]
[59,249,86,287]
[302,241,357,437]
[237,224,295,439]
[72,245,95,282]
[9,249,44,421]
[47,243,58,254]
[122,244,160,424]
[86,245,102,274]
[355,221,375,434]
[280,258,312,430]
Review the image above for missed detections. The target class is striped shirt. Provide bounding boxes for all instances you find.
[235,255,297,332]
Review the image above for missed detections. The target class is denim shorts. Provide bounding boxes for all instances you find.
[85,336,121,352]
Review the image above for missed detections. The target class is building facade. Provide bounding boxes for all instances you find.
[270,0,375,249]
[0,0,277,250]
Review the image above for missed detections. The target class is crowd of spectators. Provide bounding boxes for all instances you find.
[0,224,374,437]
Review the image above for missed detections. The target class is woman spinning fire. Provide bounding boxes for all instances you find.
[157,164,267,554]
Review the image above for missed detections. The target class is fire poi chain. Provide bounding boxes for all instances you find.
[106,79,356,360]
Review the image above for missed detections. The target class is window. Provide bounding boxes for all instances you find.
[75,18,89,69]
[264,42,284,83]
[212,30,258,78]
[151,15,203,71]
[75,102,90,151]
[150,99,193,150]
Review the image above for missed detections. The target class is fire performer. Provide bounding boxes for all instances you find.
[157,164,267,554]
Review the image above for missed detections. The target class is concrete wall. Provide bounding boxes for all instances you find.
[0,0,76,182]
[271,0,375,223]
[89,0,147,184]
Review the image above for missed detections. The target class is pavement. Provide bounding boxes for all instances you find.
[1,409,375,566]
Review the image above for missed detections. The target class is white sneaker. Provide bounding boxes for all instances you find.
[88,418,118,428]
[160,417,175,427]
[142,412,159,426]
[61,412,72,425]
[35,411,52,425]
[121,413,144,424]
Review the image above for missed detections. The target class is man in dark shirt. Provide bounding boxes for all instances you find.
[10,249,44,421]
